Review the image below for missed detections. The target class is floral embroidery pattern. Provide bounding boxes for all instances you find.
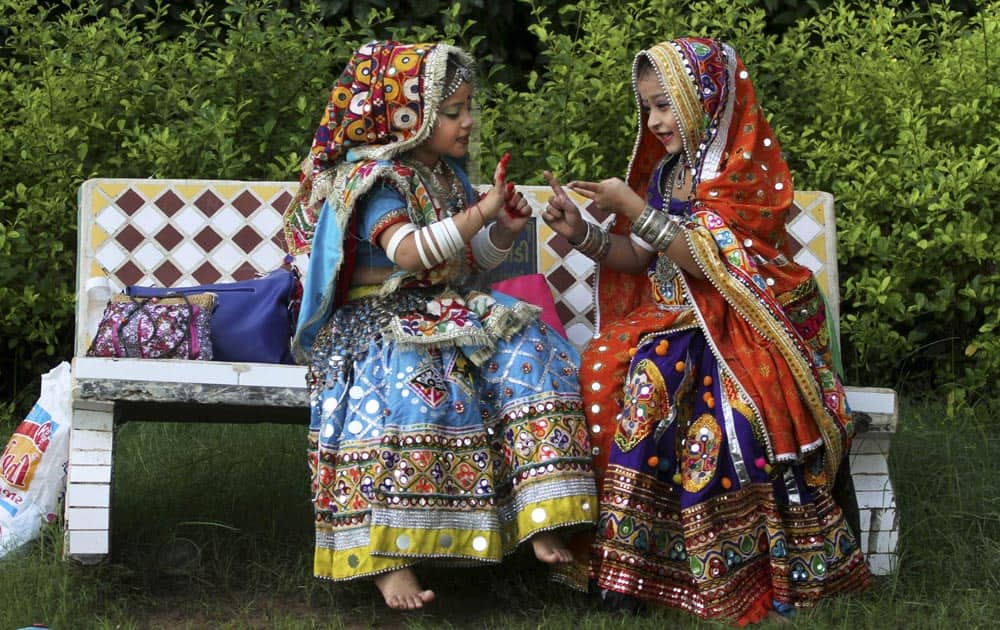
[615,358,668,453]
[682,413,722,492]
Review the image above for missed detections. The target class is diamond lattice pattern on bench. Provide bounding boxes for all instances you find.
[77,180,838,355]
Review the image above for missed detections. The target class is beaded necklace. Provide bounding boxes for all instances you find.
[658,155,694,203]
[432,160,466,215]
[402,157,465,216]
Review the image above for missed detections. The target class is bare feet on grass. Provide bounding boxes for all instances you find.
[531,531,573,564]
[374,567,435,610]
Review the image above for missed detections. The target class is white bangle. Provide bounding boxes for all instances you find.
[385,223,417,262]
[440,217,465,254]
[630,232,656,252]
[471,224,511,270]
[411,219,466,269]
[414,230,434,268]
[425,223,444,263]
[428,219,463,261]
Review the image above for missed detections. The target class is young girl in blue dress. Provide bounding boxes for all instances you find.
[283,40,598,610]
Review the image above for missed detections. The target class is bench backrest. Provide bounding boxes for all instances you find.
[76,179,838,355]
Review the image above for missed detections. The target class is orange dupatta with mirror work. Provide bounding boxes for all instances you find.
[584,38,852,488]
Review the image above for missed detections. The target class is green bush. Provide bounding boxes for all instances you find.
[767,0,1000,404]
[2,0,997,424]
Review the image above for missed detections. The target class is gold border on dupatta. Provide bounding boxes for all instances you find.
[684,227,844,486]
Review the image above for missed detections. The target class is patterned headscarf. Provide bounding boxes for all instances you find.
[283,40,475,255]
[601,37,794,320]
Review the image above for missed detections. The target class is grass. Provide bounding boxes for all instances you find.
[2,396,1000,629]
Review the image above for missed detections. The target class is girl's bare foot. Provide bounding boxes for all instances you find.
[531,531,573,564]
[374,567,435,610]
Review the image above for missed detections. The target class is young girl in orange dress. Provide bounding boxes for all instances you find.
[541,37,872,623]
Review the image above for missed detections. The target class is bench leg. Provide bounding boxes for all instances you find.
[850,431,899,575]
[63,400,114,564]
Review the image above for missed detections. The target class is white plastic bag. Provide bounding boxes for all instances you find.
[0,361,72,558]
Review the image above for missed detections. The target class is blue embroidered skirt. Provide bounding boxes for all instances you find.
[306,287,597,579]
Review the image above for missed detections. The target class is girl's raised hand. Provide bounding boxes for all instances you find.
[567,177,645,220]
[496,186,531,234]
[541,171,586,243]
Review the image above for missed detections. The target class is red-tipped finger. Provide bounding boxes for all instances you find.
[496,152,511,183]
[506,191,530,218]
[506,205,530,218]
[504,184,524,217]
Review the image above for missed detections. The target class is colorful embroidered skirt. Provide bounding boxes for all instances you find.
[584,313,871,618]
[307,288,597,580]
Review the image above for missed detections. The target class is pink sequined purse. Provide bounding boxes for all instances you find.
[86,293,216,360]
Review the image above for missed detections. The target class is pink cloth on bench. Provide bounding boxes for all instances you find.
[492,273,567,339]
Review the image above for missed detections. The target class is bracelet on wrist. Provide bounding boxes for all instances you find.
[630,205,683,252]
[471,224,509,270]
[469,203,487,226]
[569,221,610,261]
[568,223,591,248]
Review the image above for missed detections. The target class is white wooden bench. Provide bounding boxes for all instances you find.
[67,179,898,575]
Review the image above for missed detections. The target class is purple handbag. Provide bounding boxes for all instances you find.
[87,294,214,360]
[126,268,300,364]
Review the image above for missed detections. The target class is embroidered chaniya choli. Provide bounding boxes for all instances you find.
[282,41,597,582]
[581,39,872,620]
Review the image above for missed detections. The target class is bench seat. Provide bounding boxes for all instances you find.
[66,178,899,574]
